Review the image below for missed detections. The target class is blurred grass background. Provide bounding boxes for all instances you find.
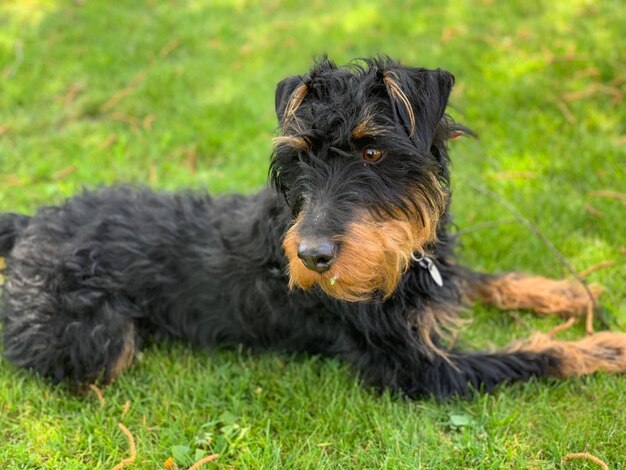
[1,0,625,468]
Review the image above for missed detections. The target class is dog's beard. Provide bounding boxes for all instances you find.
[283,201,442,302]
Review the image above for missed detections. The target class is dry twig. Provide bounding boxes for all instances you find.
[88,384,105,407]
[585,302,595,336]
[547,317,577,336]
[555,100,576,124]
[112,423,136,470]
[467,183,608,329]
[579,261,615,278]
[53,165,78,180]
[100,38,181,113]
[188,454,220,470]
[584,204,604,218]
[562,452,608,470]
[488,171,537,180]
[589,190,626,202]
[121,400,131,419]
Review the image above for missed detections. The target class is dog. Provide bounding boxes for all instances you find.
[1,56,625,399]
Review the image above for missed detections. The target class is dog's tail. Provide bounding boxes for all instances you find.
[0,213,31,255]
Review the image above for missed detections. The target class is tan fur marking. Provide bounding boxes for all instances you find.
[283,212,417,301]
[272,135,309,151]
[415,305,467,363]
[282,83,308,132]
[508,331,626,377]
[283,181,447,302]
[106,323,136,383]
[351,115,387,140]
[383,71,416,138]
[471,273,602,317]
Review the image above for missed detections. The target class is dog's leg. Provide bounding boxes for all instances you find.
[423,331,626,398]
[346,327,626,399]
[103,321,137,384]
[460,271,601,319]
[2,290,138,389]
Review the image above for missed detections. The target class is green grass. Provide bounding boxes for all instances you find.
[1,0,625,468]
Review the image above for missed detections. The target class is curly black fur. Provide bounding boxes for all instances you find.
[0,57,561,398]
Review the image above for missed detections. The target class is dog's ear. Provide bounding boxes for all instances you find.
[383,67,454,151]
[275,75,306,124]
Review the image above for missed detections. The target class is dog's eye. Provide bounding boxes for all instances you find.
[362,148,384,163]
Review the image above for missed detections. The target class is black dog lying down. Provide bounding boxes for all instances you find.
[1,57,624,398]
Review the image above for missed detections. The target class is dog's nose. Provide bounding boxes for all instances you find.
[297,240,337,273]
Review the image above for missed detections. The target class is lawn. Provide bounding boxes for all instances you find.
[1,0,625,468]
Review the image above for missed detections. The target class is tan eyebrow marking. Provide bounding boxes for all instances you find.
[352,114,388,140]
[272,135,309,150]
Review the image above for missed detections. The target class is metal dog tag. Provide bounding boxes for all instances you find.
[418,256,444,287]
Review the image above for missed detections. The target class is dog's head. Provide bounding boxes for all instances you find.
[271,56,459,302]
